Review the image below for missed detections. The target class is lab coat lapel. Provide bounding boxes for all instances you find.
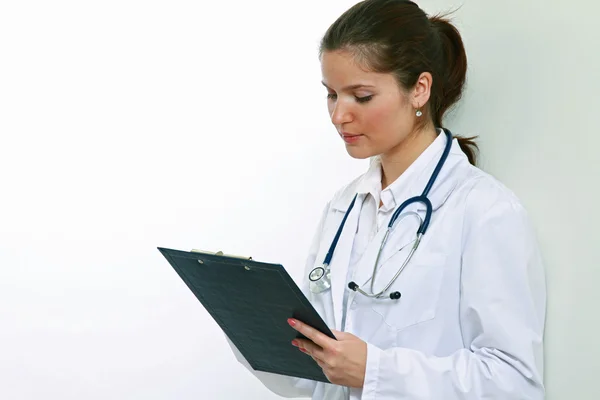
[329,193,365,331]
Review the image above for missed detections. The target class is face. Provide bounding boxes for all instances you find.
[320,50,422,159]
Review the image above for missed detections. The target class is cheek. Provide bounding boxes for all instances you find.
[364,103,406,136]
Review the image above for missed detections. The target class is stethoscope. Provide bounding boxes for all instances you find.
[308,129,453,300]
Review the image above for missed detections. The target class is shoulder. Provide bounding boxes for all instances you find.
[456,163,533,236]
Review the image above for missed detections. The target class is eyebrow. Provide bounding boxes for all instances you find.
[321,81,376,91]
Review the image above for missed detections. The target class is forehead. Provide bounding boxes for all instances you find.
[320,50,390,89]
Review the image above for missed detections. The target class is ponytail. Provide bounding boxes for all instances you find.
[430,13,478,165]
[455,136,478,165]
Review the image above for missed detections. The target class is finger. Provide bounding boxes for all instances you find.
[297,339,326,360]
[288,318,334,349]
[299,348,327,371]
[304,342,325,361]
[312,354,327,369]
[294,338,319,349]
[298,347,310,355]
[312,351,326,365]
[299,347,326,367]
[330,329,353,340]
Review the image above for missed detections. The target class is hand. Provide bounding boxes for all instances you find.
[287,318,367,388]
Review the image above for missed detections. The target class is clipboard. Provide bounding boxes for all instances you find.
[157,247,335,383]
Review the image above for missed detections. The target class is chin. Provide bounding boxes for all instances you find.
[345,146,376,160]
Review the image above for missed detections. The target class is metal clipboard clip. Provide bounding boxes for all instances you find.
[190,249,253,260]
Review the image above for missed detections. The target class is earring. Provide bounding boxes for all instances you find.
[416,104,422,117]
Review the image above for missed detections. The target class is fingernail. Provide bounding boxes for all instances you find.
[291,340,299,347]
[299,348,307,353]
[287,318,296,327]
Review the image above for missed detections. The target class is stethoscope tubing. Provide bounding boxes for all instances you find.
[310,129,454,299]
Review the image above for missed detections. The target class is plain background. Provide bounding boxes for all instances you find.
[1,0,598,399]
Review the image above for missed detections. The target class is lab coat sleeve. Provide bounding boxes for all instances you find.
[225,201,332,398]
[360,188,546,400]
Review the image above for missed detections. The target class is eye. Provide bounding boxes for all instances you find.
[327,93,337,100]
[355,95,373,104]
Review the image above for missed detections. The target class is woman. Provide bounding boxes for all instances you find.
[228,0,546,398]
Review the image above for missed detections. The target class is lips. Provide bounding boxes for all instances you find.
[340,132,363,144]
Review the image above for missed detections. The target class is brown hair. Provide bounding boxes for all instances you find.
[319,0,478,165]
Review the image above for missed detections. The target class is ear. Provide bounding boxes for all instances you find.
[412,72,433,109]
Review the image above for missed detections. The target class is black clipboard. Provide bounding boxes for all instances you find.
[157,247,335,383]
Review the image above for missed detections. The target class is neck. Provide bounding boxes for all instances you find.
[380,125,438,190]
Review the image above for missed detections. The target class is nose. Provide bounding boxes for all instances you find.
[330,99,353,126]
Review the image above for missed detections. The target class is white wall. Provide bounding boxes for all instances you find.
[0,1,597,399]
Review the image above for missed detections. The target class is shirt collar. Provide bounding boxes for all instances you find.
[355,157,382,197]
[332,129,467,212]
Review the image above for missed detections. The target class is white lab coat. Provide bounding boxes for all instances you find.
[227,131,546,399]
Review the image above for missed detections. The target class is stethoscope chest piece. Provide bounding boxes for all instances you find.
[309,264,331,293]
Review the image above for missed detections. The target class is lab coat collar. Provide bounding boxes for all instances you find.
[331,129,467,214]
